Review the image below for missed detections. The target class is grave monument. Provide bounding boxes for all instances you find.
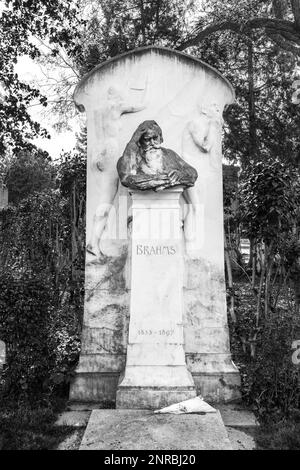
[69,46,241,407]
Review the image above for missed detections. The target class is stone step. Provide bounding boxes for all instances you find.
[55,411,91,427]
[79,409,233,450]
[215,403,259,427]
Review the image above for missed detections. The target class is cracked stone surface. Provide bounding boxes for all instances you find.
[226,427,257,450]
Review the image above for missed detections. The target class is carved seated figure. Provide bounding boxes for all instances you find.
[117,120,198,191]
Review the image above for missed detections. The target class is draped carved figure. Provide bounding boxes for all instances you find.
[87,85,147,259]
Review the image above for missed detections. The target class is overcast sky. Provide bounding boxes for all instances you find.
[15,54,80,160]
[1,0,81,160]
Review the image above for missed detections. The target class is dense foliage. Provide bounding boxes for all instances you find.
[225,158,300,419]
[0,150,86,403]
[4,149,54,204]
[0,0,83,154]
[179,0,300,56]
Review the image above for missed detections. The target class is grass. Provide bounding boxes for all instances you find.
[0,403,81,450]
[256,419,300,450]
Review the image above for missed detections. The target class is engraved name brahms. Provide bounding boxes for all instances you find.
[136,245,176,255]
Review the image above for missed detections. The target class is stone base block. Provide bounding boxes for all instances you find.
[193,372,241,403]
[69,372,119,404]
[69,372,241,409]
[116,386,196,410]
[70,371,241,405]
[79,409,232,450]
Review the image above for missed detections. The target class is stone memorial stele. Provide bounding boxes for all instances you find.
[69,46,241,408]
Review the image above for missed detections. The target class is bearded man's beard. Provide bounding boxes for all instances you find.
[143,146,164,173]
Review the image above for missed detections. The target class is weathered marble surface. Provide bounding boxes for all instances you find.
[69,258,129,403]
[184,258,240,401]
[79,410,232,450]
[116,188,196,409]
[69,46,240,404]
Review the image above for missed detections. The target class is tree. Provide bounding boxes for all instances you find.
[0,0,84,155]
[184,1,300,168]
[178,0,300,56]
[5,149,55,204]
[239,159,300,313]
[75,0,196,74]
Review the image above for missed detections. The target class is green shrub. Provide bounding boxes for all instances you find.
[257,419,300,450]
[0,157,85,404]
[46,305,82,396]
[0,272,53,402]
[0,271,82,404]
[229,280,300,420]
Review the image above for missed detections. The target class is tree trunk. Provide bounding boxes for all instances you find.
[247,40,257,159]
[264,241,275,318]
[251,238,257,288]
[139,0,147,43]
[256,243,265,327]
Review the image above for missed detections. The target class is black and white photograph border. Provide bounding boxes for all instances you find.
[0,0,300,453]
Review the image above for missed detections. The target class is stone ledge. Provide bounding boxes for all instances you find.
[79,409,232,450]
[215,403,259,427]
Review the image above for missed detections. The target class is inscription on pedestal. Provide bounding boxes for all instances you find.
[137,329,175,336]
[136,245,176,256]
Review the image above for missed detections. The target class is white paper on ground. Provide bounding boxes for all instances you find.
[154,396,217,415]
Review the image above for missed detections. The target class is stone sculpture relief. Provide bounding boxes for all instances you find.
[87,85,147,258]
[181,102,224,254]
[185,103,223,156]
[117,120,198,192]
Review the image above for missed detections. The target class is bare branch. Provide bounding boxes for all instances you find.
[267,30,300,54]
[177,15,300,55]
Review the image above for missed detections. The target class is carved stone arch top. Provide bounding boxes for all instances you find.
[75,46,235,256]
[74,46,235,110]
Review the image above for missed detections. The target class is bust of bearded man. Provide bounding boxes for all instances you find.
[117,120,198,191]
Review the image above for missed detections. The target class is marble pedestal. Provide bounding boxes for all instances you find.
[116,188,196,409]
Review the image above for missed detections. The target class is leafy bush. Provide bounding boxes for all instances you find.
[0,271,82,404]
[226,158,300,421]
[46,306,82,396]
[0,150,86,403]
[0,272,53,402]
[243,313,300,417]
[229,280,300,420]
[256,419,300,450]
[5,149,55,205]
